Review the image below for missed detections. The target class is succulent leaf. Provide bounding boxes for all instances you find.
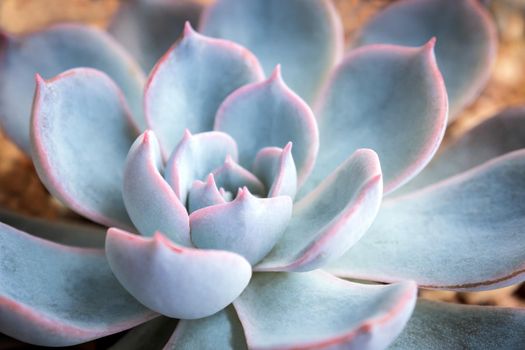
[190,188,292,265]
[0,208,106,248]
[234,271,417,350]
[391,300,525,349]
[0,221,155,347]
[166,306,247,350]
[165,130,238,205]
[0,24,145,153]
[398,107,525,195]
[109,0,202,72]
[355,0,497,120]
[123,131,190,245]
[31,68,136,230]
[144,22,264,156]
[328,150,525,291]
[200,0,343,103]
[187,174,226,213]
[252,143,297,199]
[105,228,252,319]
[211,156,265,196]
[257,149,382,272]
[214,66,319,185]
[303,40,448,196]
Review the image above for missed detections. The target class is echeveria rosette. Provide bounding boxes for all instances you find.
[4,19,428,348]
[0,1,523,349]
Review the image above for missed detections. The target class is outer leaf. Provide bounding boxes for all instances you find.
[0,24,145,153]
[398,107,525,195]
[355,0,497,120]
[215,66,319,185]
[234,271,417,350]
[0,208,105,248]
[106,228,252,319]
[252,143,297,199]
[390,300,525,349]
[109,0,202,72]
[305,40,447,196]
[31,69,136,229]
[144,23,264,156]
[166,306,247,350]
[327,150,525,291]
[257,149,382,272]
[190,188,292,265]
[200,0,343,103]
[165,130,238,205]
[123,131,190,246]
[0,221,155,347]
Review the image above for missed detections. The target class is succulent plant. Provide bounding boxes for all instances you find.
[0,0,524,349]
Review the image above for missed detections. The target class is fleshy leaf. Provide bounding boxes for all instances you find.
[165,130,238,205]
[106,228,252,319]
[252,143,297,199]
[144,23,264,156]
[327,150,525,291]
[391,299,525,349]
[398,107,525,195]
[234,271,417,350]
[212,156,265,196]
[31,68,136,229]
[200,0,343,103]
[123,131,190,246]
[355,0,497,120]
[109,0,202,72]
[215,66,319,185]
[190,188,292,265]
[0,208,105,248]
[110,317,177,350]
[166,306,247,350]
[0,24,145,153]
[304,40,447,196]
[188,174,226,213]
[257,149,382,272]
[0,221,155,347]
[309,43,448,198]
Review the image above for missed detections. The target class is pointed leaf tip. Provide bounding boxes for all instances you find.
[425,36,437,49]
[34,73,45,86]
[183,21,195,37]
[270,64,282,81]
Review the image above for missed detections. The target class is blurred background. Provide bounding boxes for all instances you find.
[0,0,523,347]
